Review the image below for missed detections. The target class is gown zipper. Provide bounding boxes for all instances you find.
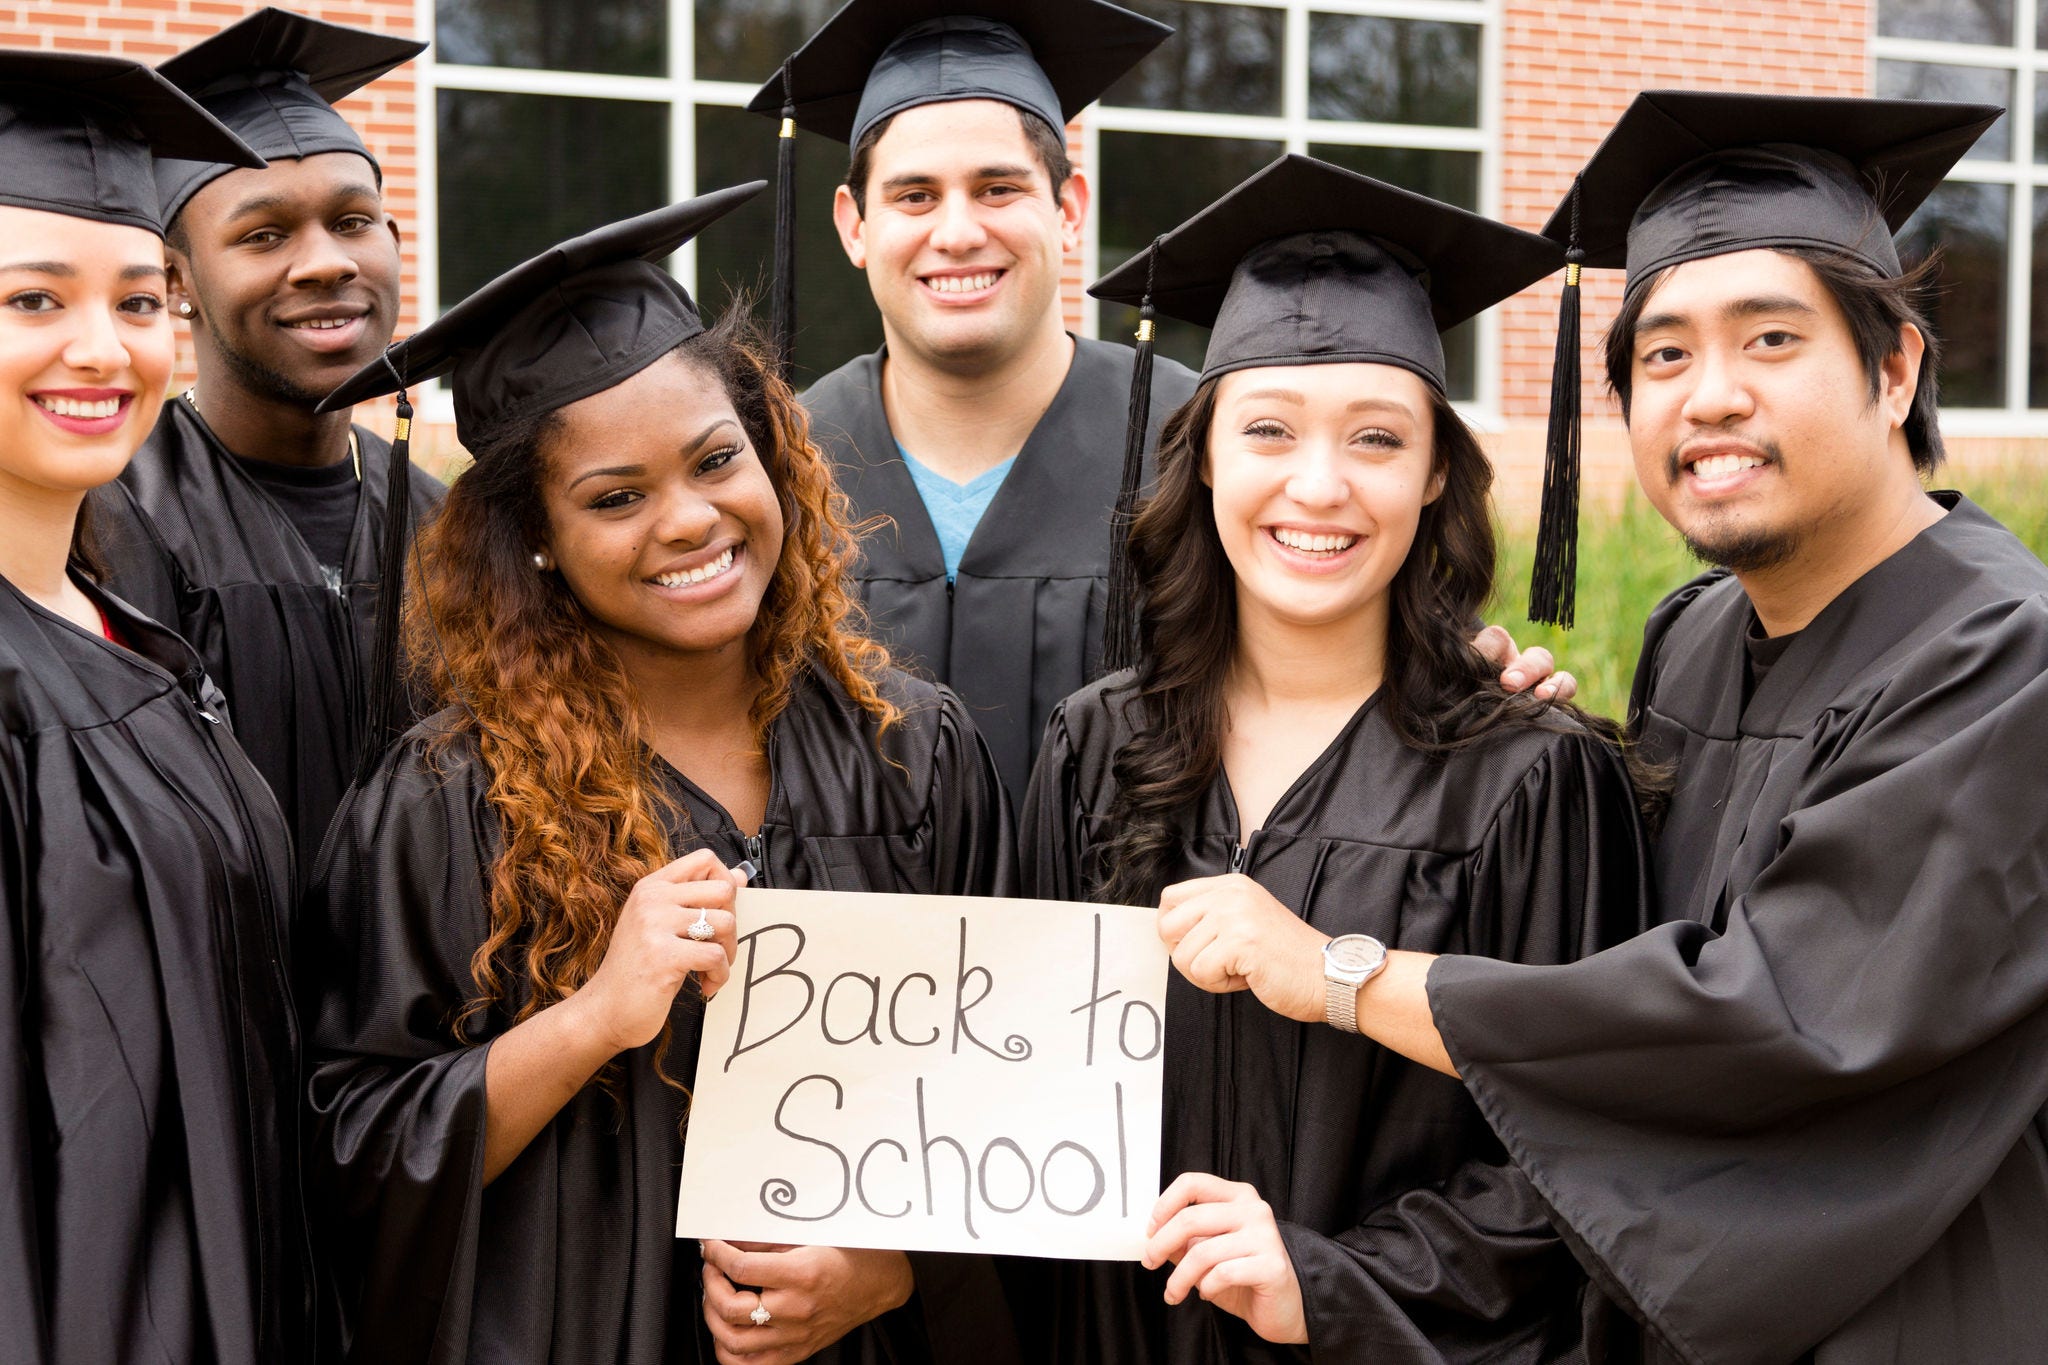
[744,832,768,887]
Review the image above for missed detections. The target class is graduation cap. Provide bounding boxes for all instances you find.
[319,181,765,781]
[743,0,1172,378]
[1088,153,1563,670]
[0,50,263,235]
[154,6,426,228]
[1528,91,2002,628]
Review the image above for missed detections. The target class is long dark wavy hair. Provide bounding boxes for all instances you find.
[1098,372,1636,906]
[407,307,894,1074]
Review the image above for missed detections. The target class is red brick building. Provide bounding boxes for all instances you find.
[5,0,2038,511]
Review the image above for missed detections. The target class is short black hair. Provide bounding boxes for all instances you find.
[843,104,1073,217]
[1604,246,1946,473]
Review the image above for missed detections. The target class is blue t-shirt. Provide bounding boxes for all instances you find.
[898,443,1015,583]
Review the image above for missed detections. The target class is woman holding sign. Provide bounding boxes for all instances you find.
[298,189,1018,1365]
[1022,156,1655,1362]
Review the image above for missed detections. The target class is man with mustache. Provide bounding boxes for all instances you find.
[1148,92,2048,1362]
[92,8,442,858]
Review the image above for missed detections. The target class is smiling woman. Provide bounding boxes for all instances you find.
[1024,155,1654,1363]
[298,190,1024,1365]
[0,49,316,1365]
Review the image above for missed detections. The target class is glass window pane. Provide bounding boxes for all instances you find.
[1876,61,2011,160]
[1308,13,1480,128]
[1879,0,2012,46]
[436,90,667,307]
[692,105,884,387]
[1097,131,1283,372]
[1307,144,1479,211]
[436,0,664,76]
[694,0,842,84]
[2033,80,2048,164]
[1103,1,1283,117]
[2028,191,2048,406]
[1899,181,2009,409]
[1308,144,1481,399]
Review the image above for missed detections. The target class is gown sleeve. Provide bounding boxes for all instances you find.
[1428,597,2048,1363]
[299,736,498,1361]
[1277,727,1654,1364]
[1018,699,1087,903]
[926,685,1019,899]
[0,730,48,1362]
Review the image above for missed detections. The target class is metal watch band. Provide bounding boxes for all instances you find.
[1327,975,1361,1034]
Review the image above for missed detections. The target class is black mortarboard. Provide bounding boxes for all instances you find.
[320,181,764,781]
[320,182,765,441]
[1088,154,1561,669]
[154,6,426,227]
[748,0,1171,147]
[1551,90,2002,292]
[1094,154,1560,392]
[0,51,262,235]
[1528,90,2001,627]
[744,0,1171,377]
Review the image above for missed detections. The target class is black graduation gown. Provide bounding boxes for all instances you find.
[0,575,306,1364]
[302,666,1025,1365]
[801,338,1199,802]
[90,397,445,858]
[1021,676,1652,1363]
[1430,494,2048,1364]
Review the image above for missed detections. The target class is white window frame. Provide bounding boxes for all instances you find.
[1875,0,2048,430]
[414,0,1503,421]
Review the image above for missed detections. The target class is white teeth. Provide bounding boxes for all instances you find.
[36,396,121,419]
[653,547,736,587]
[1272,528,1358,554]
[1690,452,1766,479]
[287,317,356,330]
[926,272,999,294]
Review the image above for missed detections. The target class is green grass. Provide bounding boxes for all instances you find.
[1488,463,2048,723]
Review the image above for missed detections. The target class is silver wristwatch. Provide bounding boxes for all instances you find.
[1322,934,1388,1034]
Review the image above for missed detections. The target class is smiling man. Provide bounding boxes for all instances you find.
[90,8,441,857]
[1150,92,2048,1362]
[751,0,1195,802]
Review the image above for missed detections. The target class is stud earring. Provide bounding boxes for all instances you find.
[177,301,194,318]
[532,552,549,570]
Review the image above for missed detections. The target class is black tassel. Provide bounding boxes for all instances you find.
[770,69,798,385]
[1529,174,1583,628]
[1103,240,1162,676]
[355,349,415,783]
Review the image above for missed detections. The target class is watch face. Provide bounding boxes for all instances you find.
[1326,935,1386,974]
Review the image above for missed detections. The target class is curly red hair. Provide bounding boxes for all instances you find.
[406,309,894,1050]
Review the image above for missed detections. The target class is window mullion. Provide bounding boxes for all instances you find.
[1284,2,1310,155]
[670,0,695,293]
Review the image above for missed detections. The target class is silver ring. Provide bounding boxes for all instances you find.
[688,910,716,941]
[750,1300,773,1327]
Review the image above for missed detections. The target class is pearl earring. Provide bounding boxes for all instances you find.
[532,552,548,570]
[178,302,194,317]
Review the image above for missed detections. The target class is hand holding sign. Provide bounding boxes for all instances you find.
[677,888,1170,1259]
[578,849,743,1052]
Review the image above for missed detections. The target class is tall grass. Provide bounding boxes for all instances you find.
[1488,463,2048,723]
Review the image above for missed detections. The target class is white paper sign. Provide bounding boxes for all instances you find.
[676,887,1168,1260]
